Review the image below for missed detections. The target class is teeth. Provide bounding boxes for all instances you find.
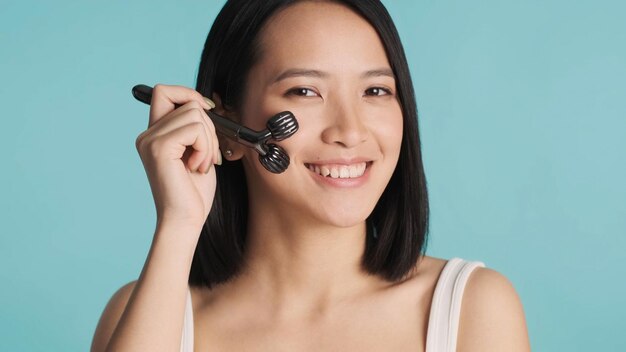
[349,165,358,178]
[306,162,368,179]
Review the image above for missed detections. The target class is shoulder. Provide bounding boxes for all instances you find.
[457,266,531,351]
[407,255,448,282]
[91,280,138,352]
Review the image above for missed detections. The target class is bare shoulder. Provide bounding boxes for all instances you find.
[457,267,531,351]
[408,255,448,281]
[90,280,138,352]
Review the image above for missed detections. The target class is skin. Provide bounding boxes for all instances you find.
[91,2,530,351]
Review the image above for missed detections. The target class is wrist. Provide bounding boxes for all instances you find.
[156,214,205,233]
[154,219,204,250]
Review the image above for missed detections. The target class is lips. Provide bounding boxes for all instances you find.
[304,162,371,179]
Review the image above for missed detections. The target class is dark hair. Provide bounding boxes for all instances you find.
[190,0,429,288]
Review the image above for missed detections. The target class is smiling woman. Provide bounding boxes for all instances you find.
[91,1,530,351]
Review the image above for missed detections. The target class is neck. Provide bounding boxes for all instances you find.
[224,207,385,321]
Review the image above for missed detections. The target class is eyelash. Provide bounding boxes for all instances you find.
[364,87,393,96]
[285,87,393,97]
[286,87,318,97]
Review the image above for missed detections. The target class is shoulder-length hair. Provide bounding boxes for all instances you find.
[190,0,429,288]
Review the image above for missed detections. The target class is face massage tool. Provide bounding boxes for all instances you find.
[132,84,298,173]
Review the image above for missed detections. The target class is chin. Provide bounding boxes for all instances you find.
[312,204,374,229]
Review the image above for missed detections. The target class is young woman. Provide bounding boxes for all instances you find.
[92,1,530,351]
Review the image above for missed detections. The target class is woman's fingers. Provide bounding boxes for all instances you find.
[158,122,212,173]
[134,83,220,229]
[198,131,220,174]
[148,84,212,127]
[149,101,210,138]
[145,97,220,171]
[136,114,218,175]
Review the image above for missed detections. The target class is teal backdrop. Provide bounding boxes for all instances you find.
[1,0,624,350]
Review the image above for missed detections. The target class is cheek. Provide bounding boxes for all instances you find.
[240,88,278,131]
[370,108,403,154]
[240,111,275,132]
[393,117,404,152]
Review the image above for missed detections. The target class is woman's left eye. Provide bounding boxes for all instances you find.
[364,87,392,96]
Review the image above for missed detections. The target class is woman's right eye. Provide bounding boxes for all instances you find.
[286,87,318,97]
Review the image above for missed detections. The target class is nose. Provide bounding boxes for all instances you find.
[321,99,369,148]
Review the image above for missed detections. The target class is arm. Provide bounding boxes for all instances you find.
[90,224,198,352]
[91,280,137,352]
[457,268,531,352]
[91,84,219,351]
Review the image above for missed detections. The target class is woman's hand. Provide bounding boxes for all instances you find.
[135,84,221,234]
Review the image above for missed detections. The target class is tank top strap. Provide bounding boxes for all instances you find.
[180,287,194,352]
[425,258,485,352]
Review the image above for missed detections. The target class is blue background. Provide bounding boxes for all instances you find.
[1,0,624,350]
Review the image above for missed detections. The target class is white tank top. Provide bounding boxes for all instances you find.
[180,257,485,352]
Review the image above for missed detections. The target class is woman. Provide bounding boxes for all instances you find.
[92,1,530,351]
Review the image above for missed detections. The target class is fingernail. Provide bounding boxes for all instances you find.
[203,96,216,109]
[216,151,223,166]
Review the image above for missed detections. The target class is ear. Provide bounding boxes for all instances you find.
[211,92,246,161]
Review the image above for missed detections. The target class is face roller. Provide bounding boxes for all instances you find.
[131,84,299,173]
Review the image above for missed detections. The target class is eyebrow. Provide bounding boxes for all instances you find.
[272,68,395,83]
[273,69,327,83]
[361,68,395,79]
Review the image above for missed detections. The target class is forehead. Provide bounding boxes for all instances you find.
[255,1,390,73]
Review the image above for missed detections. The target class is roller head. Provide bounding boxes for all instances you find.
[258,143,290,174]
[266,111,298,141]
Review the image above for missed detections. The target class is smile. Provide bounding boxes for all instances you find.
[304,162,372,179]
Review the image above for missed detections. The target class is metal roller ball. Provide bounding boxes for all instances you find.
[266,111,299,141]
[258,143,290,174]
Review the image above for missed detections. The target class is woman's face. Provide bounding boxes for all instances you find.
[237,1,403,227]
